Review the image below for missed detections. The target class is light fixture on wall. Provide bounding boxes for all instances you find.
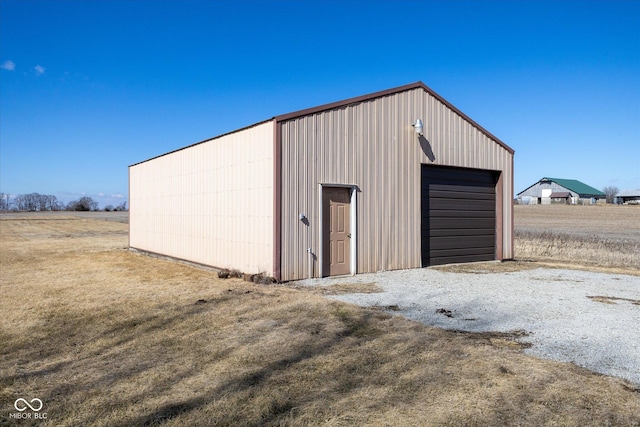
[412,119,423,136]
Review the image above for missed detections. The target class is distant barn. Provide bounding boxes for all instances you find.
[614,189,640,205]
[129,82,515,281]
[517,177,605,205]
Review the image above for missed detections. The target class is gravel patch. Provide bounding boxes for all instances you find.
[296,267,640,385]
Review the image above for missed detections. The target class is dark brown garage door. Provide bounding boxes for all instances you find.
[421,165,498,266]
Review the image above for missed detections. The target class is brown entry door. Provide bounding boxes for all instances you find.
[323,187,351,276]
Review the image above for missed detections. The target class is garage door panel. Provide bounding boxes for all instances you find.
[430,228,495,237]
[429,185,495,195]
[422,165,498,267]
[430,235,495,250]
[429,190,495,200]
[430,218,496,229]
[430,253,496,266]
[429,198,495,211]
[424,210,495,219]
[429,246,496,257]
[426,215,494,228]
[423,169,495,187]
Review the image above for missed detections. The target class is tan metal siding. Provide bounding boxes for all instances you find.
[130,121,274,275]
[279,87,513,281]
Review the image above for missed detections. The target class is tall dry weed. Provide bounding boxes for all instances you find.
[515,229,640,271]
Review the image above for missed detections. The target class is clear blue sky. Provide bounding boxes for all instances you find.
[1,0,639,208]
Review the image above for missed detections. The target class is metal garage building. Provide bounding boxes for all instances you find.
[129,82,514,282]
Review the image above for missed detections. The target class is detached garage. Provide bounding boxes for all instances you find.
[129,81,514,282]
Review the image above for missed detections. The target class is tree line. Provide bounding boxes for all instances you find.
[0,192,127,212]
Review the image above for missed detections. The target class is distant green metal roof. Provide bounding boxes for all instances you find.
[542,177,605,196]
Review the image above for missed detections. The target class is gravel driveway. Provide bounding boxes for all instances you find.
[296,267,640,386]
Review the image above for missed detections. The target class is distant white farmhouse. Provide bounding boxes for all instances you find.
[517,177,605,205]
[614,189,640,205]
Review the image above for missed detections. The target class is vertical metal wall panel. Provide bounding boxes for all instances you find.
[279,87,513,281]
[129,121,274,275]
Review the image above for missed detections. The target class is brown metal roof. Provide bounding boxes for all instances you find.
[550,192,572,198]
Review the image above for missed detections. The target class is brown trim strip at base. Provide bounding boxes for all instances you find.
[129,247,224,273]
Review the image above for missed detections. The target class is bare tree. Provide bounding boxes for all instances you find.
[51,196,61,210]
[114,201,127,211]
[36,194,48,211]
[13,194,24,210]
[0,193,10,210]
[11,193,62,211]
[13,194,28,210]
[603,186,619,204]
[14,193,40,211]
[67,196,99,211]
[44,194,62,211]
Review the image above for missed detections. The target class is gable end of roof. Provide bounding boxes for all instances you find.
[275,81,514,155]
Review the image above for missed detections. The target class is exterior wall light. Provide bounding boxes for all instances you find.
[412,119,423,136]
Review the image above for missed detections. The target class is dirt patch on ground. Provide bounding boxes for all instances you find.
[453,330,533,350]
[433,260,539,274]
[310,282,385,295]
[433,259,640,277]
[587,295,640,306]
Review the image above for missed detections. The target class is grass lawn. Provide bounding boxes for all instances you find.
[1,213,639,426]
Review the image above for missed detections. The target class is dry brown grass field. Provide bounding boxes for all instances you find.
[515,204,640,274]
[1,212,639,426]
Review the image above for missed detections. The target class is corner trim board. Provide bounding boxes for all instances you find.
[273,119,282,282]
